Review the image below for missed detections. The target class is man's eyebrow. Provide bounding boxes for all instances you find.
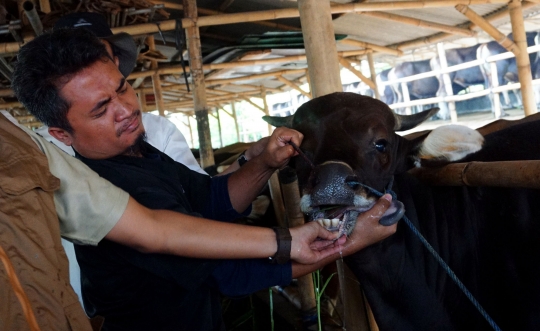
[89,78,126,115]
[116,78,126,93]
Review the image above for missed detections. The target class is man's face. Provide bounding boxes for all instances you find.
[53,58,144,159]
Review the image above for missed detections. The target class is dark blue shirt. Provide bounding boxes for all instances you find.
[75,142,291,331]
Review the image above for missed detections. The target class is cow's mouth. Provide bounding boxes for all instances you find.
[304,199,405,237]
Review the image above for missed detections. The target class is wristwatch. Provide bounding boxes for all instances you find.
[237,150,249,167]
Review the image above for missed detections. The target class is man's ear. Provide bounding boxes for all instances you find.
[48,127,74,147]
[114,56,120,68]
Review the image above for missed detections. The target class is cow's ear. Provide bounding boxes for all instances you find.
[262,115,293,128]
[407,125,484,167]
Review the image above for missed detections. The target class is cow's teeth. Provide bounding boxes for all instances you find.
[323,219,331,227]
[331,219,339,227]
[316,219,324,227]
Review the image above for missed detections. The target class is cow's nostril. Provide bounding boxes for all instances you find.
[346,176,361,190]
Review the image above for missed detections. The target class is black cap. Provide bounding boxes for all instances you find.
[54,12,137,77]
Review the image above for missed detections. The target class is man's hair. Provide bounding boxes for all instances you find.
[12,28,110,133]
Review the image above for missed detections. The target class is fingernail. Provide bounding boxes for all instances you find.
[382,193,392,202]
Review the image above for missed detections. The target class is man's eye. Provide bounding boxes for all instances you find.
[374,139,387,153]
[94,109,107,118]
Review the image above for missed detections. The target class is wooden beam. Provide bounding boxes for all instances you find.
[340,38,403,57]
[508,0,537,115]
[276,76,311,99]
[361,11,475,37]
[455,5,518,54]
[184,0,214,168]
[205,69,306,86]
[367,52,380,99]
[339,57,376,90]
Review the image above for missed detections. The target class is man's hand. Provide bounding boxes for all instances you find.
[289,222,344,264]
[291,194,398,278]
[340,194,398,256]
[257,127,303,170]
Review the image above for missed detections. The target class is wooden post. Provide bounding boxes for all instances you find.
[147,36,166,117]
[215,108,223,148]
[137,89,147,113]
[260,86,273,136]
[437,42,458,122]
[508,0,537,115]
[298,0,342,97]
[298,1,369,330]
[267,172,287,228]
[278,167,317,318]
[231,102,240,142]
[367,51,380,100]
[490,61,502,118]
[401,81,412,115]
[184,0,215,168]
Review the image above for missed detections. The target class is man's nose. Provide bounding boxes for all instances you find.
[113,99,134,121]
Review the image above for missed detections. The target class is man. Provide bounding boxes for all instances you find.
[11,28,398,330]
[36,12,262,301]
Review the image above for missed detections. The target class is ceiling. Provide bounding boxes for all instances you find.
[2,0,540,127]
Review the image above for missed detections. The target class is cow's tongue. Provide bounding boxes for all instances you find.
[309,200,405,235]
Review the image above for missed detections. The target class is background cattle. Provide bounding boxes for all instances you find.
[430,44,486,120]
[264,92,540,331]
[376,68,396,105]
[477,32,540,110]
[387,59,438,114]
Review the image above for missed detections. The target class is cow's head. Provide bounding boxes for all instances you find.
[264,92,483,236]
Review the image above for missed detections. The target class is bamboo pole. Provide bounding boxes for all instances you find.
[276,76,311,99]
[340,38,402,56]
[0,0,513,55]
[409,160,540,188]
[231,102,240,142]
[393,1,538,51]
[455,5,519,54]
[508,0,537,116]
[184,0,214,168]
[278,166,317,319]
[367,52,380,99]
[205,69,306,86]
[437,42,458,122]
[148,41,166,115]
[362,11,475,37]
[299,0,342,97]
[242,97,265,112]
[339,57,377,90]
[267,172,287,228]
[261,86,272,136]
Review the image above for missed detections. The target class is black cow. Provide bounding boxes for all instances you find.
[387,59,439,114]
[376,68,396,105]
[431,44,486,119]
[264,92,540,331]
[477,32,540,109]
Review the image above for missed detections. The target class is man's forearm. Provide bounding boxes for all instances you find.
[226,156,275,212]
[106,197,278,259]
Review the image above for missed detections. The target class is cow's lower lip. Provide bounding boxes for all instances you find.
[308,200,405,235]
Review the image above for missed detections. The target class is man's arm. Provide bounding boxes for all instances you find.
[291,194,397,278]
[227,127,302,212]
[106,197,345,264]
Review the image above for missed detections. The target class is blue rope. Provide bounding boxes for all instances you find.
[353,179,502,331]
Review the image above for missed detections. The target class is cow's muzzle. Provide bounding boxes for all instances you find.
[300,161,404,236]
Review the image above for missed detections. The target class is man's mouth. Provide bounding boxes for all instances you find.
[116,111,141,137]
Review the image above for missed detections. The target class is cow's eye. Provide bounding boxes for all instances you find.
[374,139,387,153]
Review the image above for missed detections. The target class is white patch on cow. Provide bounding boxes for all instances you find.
[416,125,484,165]
[300,194,313,213]
[353,194,373,207]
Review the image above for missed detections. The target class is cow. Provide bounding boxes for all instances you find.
[376,68,396,105]
[477,32,540,110]
[431,44,486,120]
[264,92,540,331]
[387,59,439,114]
